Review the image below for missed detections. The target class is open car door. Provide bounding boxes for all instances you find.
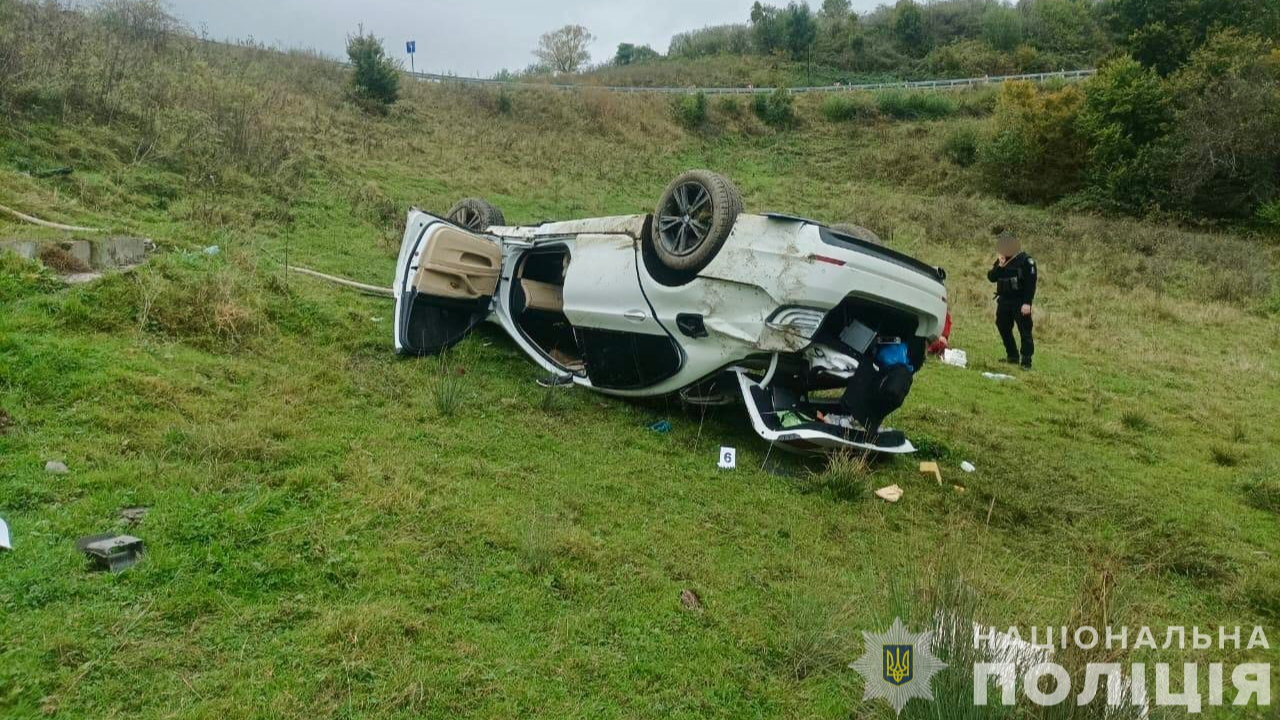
[394,211,503,355]
[732,370,916,455]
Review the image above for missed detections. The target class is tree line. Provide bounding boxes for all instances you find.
[609,0,1278,82]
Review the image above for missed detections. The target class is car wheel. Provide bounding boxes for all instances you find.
[652,170,742,273]
[447,198,505,233]
[830,223,883,246]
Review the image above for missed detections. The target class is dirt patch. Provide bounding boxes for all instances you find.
[38,245,92,273]
[0,408,13,434]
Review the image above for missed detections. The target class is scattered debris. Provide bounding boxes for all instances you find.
[0,518,10,550]
[874,484,904,502]
[680,588,703,611]
[0,408,12,434]
[919,461,942,484]
[203,245,220,255]
[982,372,1016,381]
[953,485,967,493]
[120,507,149,525]
[648,420,672,434]
[45,460,69,475]
[76,534,145,572]
[941,348,968,368]
[718,446,737,469]
[960,461,976,473]
[779,410,812,428]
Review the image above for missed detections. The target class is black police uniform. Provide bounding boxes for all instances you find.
[987,252,1037,366]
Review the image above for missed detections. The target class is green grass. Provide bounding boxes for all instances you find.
[2,12,1280,718]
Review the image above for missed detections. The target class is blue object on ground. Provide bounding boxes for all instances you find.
[649,420,673,434]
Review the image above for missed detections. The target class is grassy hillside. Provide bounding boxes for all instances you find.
[2,5,1279,719]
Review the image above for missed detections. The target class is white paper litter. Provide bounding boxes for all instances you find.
[982,372,1016,381]
[960,461,976,473]
[941,348,968,368]
[874,484,904,502]
[0,518,10,550]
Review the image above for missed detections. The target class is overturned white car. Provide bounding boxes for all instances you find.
[394,170,948,454]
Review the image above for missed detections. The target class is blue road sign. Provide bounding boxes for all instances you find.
[406,41,416,54]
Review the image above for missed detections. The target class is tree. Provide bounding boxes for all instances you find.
[1023,0,1099,60]
[615,42,659,65]
[892,0,929,56]
[750,2,787,55]
[346,27,399,110]
[1101,0,1279,74]
[1076,57,1175,211]
[780,2,818,58]
[1167,31,1280,217]
[820,0,852,20]
[982,4,1025,52]
[534,25,595,74]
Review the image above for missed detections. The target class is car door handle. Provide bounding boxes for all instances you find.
[623,309,648,323]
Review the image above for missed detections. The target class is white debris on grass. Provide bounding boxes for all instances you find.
[874,484,903,502]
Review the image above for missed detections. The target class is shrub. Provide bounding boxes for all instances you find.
[875,90,956,120]
[496,90,513,115]
[954,86,999,117]
[715,95,742,117]
[1075,57,1175,213]
[1166,31,1280,220]
[673,91,708,129]
[819,93,877,122]
[753,86,795,127]
[925,39,1016,78]
[1258,199,1280,230]
[346,29,400,110]
[977,80,1087,203]
[941,125,980,167]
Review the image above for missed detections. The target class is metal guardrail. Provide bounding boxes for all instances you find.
[402,68,1096,94]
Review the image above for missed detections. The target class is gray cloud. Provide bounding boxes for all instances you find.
[161,0,883,77]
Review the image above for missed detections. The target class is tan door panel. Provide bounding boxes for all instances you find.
[520,279,565,312]
[413,226,502,299]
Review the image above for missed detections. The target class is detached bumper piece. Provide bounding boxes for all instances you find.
[734,371,915,455]
[77,533,145,572]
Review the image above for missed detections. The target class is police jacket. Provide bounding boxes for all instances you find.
[987,252,1038,305]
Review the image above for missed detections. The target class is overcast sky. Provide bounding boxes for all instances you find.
[160,0,884,77]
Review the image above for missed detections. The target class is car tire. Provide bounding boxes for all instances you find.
[447,198,505,233]
[652,170,742,273]
[830,223,884,246]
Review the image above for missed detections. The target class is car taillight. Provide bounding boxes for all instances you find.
[766,307,826,338]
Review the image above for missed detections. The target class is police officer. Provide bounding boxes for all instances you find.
[987,231,1037,369]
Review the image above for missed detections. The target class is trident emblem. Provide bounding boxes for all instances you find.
[883,644,913,686]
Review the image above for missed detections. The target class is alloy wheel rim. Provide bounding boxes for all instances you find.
[657,182,713,257]
[455,207,483,231]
